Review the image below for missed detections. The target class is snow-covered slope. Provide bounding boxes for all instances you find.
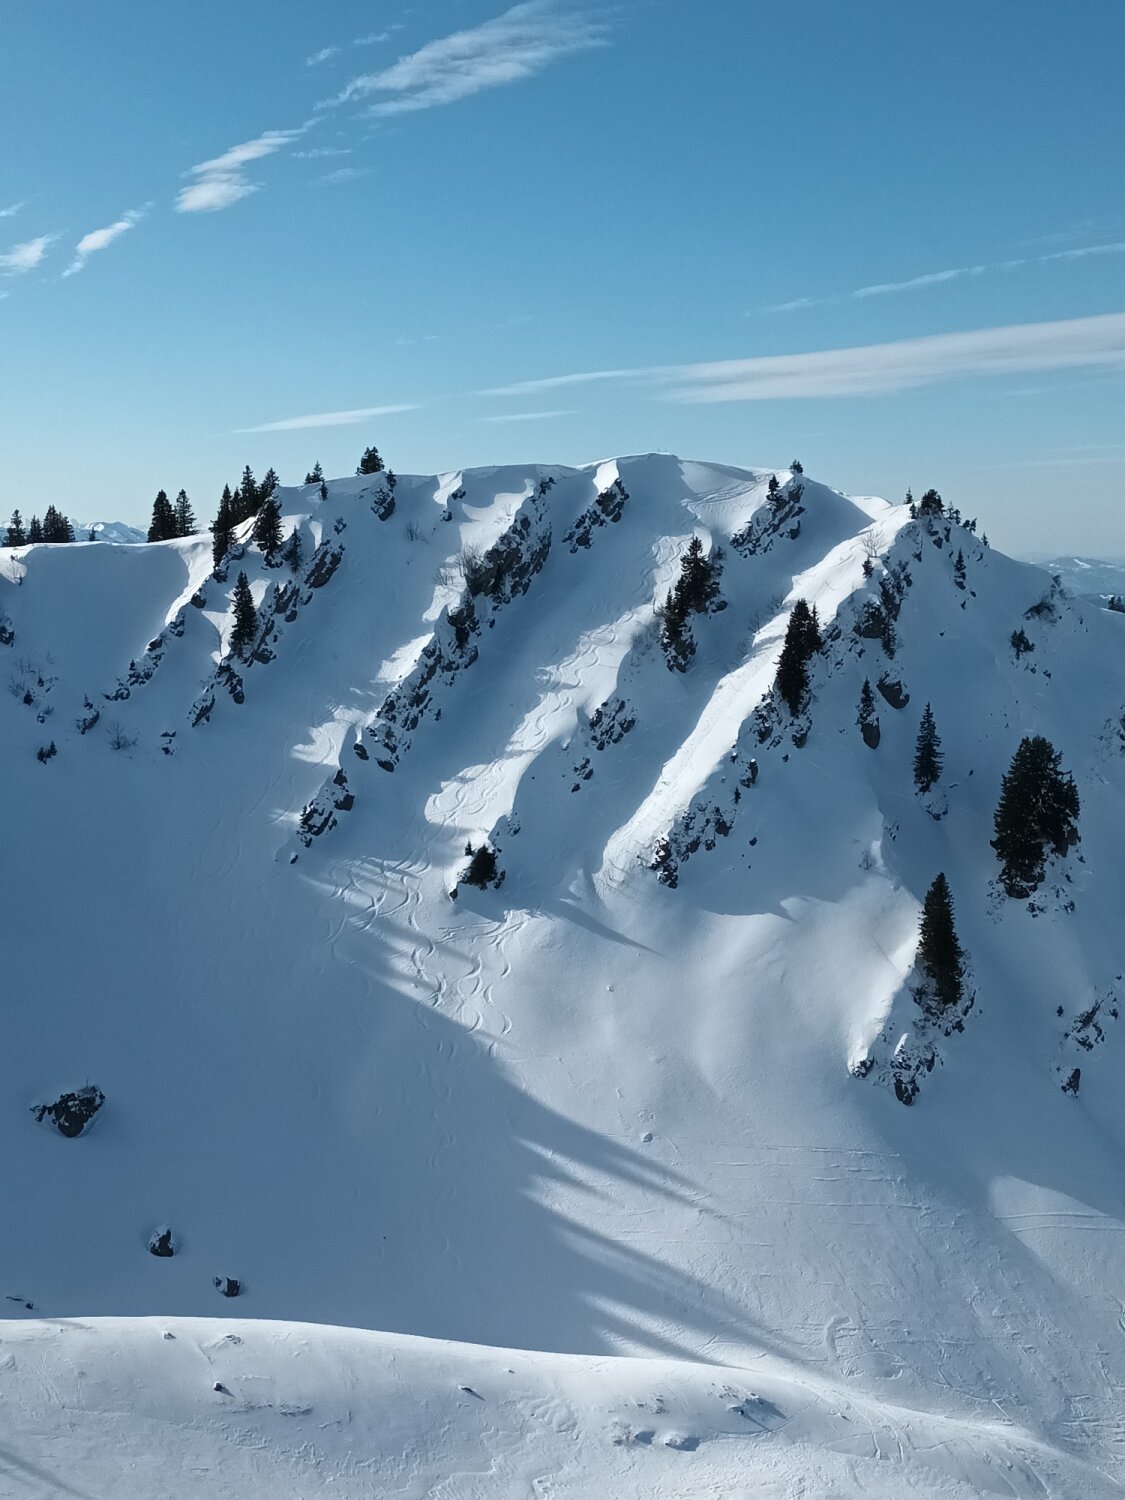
[2,457,1124,1494]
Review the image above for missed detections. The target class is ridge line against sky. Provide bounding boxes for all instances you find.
[2,0,1123,553]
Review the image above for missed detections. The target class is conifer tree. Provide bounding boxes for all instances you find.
[660,536,722,670]
[6,511,26,546]
[281,526,303,574]
[319,479,328,502]
[259,468,280,502]
[775,598,821,715]
[27,515,43,543]
[173,489,196,537]
[147,490,177,542]
[253,496,283,558]
[42,505,74,543]
[992,736,1080,896]
[304,461,323,485]
[917,873,964,1008]
[790,459,803,474]
[211,487,234,571]
[953,549,966,589]
[913,704,943,794]
[857,678,880,748]
[229,571,258,657]
[357,445,384,476]
[238,466,259,519]
[918,488,943,517]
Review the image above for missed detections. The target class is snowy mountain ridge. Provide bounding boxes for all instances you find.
[3,454,1125,1496]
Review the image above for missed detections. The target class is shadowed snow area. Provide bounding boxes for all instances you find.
[1,456,1124,1495]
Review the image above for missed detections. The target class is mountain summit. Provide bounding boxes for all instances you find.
[3,456,1124,1496]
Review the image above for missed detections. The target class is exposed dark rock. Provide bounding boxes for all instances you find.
[1061,1068,1081,1096]
[32,1085,105,1138]
[214,1276,241,1297]
[149,1226,176,1258]
[876,675,910,709]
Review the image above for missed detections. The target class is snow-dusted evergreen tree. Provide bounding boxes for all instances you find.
[992,735,1080,896]
[857,679,880,748]
[229,571,258,658]
[253,496,283,559]
[6,510,26,546]
[281,526,303,574]
[953,549,966,589]
[173,489,196,537]
[357,445,384,476]
[775,599,821,716]
[917,873,964,1009]
[913,704,943,793]
[304,461,323,485]
[148,490,177,542]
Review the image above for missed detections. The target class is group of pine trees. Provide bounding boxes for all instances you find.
[660,536,722,670]
[992,735,1080,896]
[775,599,822,715]
[210,465,281,570]
[5,506,76,546]
[147,489,197,542]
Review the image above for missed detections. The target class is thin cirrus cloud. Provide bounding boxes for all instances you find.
[176,127,309,213]
[0,234,55,275]
[306,46,342,66]
[62,207,148,277]
[233,403,422,434]
[326,0,608,116]
[0,202,24,219]
[482,312,1125,403]
[763,240,1125,313]
[476,409,576,422]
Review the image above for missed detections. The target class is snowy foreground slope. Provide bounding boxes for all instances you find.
[2,456,1125,1495]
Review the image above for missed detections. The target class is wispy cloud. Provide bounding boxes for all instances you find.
[319,166,369,185]
[354,30,395,46]
[176,127,308,213]
[307,45,342,66]
[1041,239,1125,263]
[484,313,1125,403]
[477,409,576,422]
[767,238,1125,313]
[233,403,422,433]
[0,234,55,275]
[327,0,607,116]
[0,202,24,219]
[62,207,147,277]
[294,146,352,159]
[853,264,989,298]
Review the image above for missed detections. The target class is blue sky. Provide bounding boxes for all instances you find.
[1,0,1123,552]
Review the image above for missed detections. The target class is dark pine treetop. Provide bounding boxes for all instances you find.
[305,461,323,485]
[357,445,385,476]
[857,678,880,748]
[27,515,43,543]
[211,487,234,570]
[917,873,964,1008]
[229,571,259,658]
[5,511,26,546]
[992,736,1080,896]
[148,490,177,542]
[913,704,943,794]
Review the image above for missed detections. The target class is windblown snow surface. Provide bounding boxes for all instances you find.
[2,457,1124,1497]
